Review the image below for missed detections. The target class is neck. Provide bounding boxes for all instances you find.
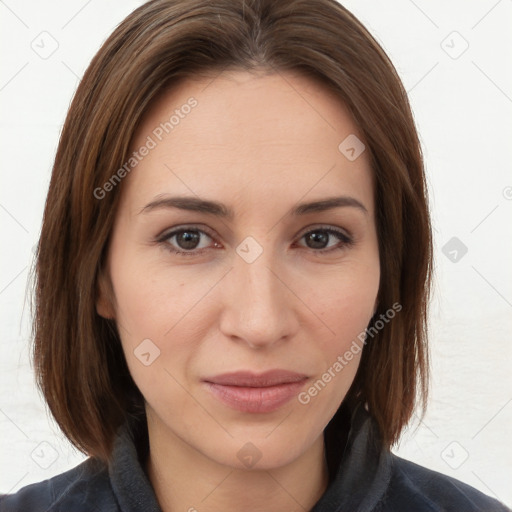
[145,417,330,512]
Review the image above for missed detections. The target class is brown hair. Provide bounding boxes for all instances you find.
[33,0,432,462]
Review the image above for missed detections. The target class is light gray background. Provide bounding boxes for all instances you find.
[1,0,511,506]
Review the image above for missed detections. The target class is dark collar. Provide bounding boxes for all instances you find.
[313,403,392,511]
[108,404,392,512]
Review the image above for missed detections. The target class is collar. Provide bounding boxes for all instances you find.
[312,403,392,511]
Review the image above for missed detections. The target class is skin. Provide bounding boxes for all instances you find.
[97,69,380,512]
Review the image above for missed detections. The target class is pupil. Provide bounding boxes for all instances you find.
[177,231,199,250]
[307,231,328,249]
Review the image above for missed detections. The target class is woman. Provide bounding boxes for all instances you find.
[1,0,509,511]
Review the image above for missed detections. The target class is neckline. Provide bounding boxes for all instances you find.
[109,403,391,512]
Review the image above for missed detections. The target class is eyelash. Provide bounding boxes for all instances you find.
[156,225,354,257]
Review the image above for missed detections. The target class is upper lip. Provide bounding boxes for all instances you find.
[204,370,308,387]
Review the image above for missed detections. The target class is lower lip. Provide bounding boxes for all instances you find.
[203,380,307,413]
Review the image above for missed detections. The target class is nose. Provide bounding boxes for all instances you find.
[218,247,298,349]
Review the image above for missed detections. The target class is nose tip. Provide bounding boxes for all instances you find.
[218,253,297,349]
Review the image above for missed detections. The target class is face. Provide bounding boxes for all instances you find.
[97,69,380,470]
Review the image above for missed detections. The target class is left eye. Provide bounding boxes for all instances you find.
[296,227,352,252]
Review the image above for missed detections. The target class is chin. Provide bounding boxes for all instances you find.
[202,425,322,472]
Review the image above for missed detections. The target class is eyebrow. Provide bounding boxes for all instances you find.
[139,194,368,218]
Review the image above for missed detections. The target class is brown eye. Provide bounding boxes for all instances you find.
[304,230,329,249]
[174,230,202,250]
[298,227,353,253]
[158,227,218,256]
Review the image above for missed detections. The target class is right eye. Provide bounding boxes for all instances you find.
[157,226,221,256]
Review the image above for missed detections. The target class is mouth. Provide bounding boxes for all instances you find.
[202,370,309,413]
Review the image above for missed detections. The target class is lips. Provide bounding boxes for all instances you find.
[203,370,308,413]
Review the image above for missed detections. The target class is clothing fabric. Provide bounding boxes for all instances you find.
[1,404,509,511]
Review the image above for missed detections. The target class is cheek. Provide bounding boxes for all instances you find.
[109,251,199,337]
[325,285,376,339]
[107,246,218,391]
[309,260,379,342]
[303,260,379,403]
[295,275,378,431]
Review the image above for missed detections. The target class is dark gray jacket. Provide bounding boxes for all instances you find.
[1,404,509,511]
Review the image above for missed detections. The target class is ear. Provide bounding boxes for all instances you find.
[96,266,115,320]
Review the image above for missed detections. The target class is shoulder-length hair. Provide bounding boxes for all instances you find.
[33,0,432,462]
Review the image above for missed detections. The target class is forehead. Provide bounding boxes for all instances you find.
[123,69,373,213]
